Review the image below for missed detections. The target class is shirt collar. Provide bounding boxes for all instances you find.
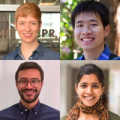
[18,101,41,115]
[15,41,45,59]
[76,44,111,60]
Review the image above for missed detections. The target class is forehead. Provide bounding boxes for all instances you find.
[75,12,102,23]
[79,74,100,84]
[17,15,38,21]
[18,69,41,78]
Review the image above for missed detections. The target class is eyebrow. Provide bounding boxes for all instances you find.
[75,19,99,24]
[18,21,37,22]
[80,82,101,85]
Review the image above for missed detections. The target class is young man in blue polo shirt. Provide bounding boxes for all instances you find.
[0,62,60,120]
[72,1,118,60]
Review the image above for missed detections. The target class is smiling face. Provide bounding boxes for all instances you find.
[74,12,109,52]
[75,74,105,107]
[16,69,43,103]
[15,15,41,44]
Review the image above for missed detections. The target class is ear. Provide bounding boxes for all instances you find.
[104,25,110,37]
[41,81,44,88]
[75,84,78,94]
[39,21,42,30]
[16,81,18,88]
[101,86,105,95]
[14,22,17,30]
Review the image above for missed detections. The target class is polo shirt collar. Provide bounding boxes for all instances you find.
[77,44,111,60]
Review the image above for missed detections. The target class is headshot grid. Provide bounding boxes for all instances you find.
[0,0,120,120]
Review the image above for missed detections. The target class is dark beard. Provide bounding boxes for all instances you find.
[18,89,40,103]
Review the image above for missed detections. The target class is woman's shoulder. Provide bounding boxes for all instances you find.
[60,111,120,120]
[108,111,120,120]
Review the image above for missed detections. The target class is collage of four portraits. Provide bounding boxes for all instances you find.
[0,0,120,120]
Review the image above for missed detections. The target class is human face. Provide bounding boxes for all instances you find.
[16,69,44,103]
[15,15,41,43]
[74,12,109,52]
[75,74,105,107]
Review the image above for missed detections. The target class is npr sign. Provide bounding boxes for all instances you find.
[0,29,59,39]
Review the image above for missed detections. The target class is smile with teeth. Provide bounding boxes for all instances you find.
[84,96,95,100]
[23,33,32,37]
[24,90,35,96]
[81,38,94,42]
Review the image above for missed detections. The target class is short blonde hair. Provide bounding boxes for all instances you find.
[15,3,41,22]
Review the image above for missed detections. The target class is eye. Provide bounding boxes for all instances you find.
[91,24,97,26]
[31,23,36,25]
[77,24,83,27]
[80,84,87,88]
[20,23,24,25]
[93,85,99,88]
[21,80,27,84]
[31,79,38,84]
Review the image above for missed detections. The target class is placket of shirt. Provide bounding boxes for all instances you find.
[27,108,38,120]
[28,51,38,60]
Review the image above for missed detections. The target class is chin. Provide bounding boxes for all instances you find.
[84,103,95,107]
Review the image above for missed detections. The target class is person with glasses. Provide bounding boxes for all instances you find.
[2,3,60,60]
[0,62,60,120]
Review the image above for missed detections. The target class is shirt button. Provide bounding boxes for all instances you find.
[35,112,37,115]
[25,109,27,111]
[21,112,23,114]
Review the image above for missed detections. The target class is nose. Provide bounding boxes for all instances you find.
[82,25,92,35]
[86,86,93,95]
[26,81,33,88]
[25,24,31,32]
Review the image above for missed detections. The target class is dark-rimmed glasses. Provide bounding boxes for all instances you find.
[17,79,41,88]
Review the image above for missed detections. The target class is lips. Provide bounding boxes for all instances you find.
[23,33,33,38]
[23,89,36,96]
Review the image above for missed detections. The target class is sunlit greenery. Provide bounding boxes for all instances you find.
[60,0,83,60]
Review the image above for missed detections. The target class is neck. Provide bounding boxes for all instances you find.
[84,45,104,60]
[20,98,39,110]
[20,40,39,60]
[78,111,99,120]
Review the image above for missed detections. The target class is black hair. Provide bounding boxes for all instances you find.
[15,62,44,81]
[76,63,106,104]
[71,1,110,29]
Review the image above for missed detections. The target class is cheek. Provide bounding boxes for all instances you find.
[74,29,81,36]
[16,26,24,33]
[77,88,84,96]
[33,27,39,33]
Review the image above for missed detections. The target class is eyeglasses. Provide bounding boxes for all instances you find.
[17,79,41,88]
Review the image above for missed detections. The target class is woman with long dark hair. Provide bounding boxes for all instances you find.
[61,64,120,120]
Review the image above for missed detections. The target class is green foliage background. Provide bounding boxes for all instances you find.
[60,0,84,60]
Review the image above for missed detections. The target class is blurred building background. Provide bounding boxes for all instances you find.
[60,0,120,59]
[0,0,60,59]
[60,61,120,117]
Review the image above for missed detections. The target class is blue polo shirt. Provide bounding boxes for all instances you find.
[2,41,60,60]
[75,44,111,60]
[0,101,60,120]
